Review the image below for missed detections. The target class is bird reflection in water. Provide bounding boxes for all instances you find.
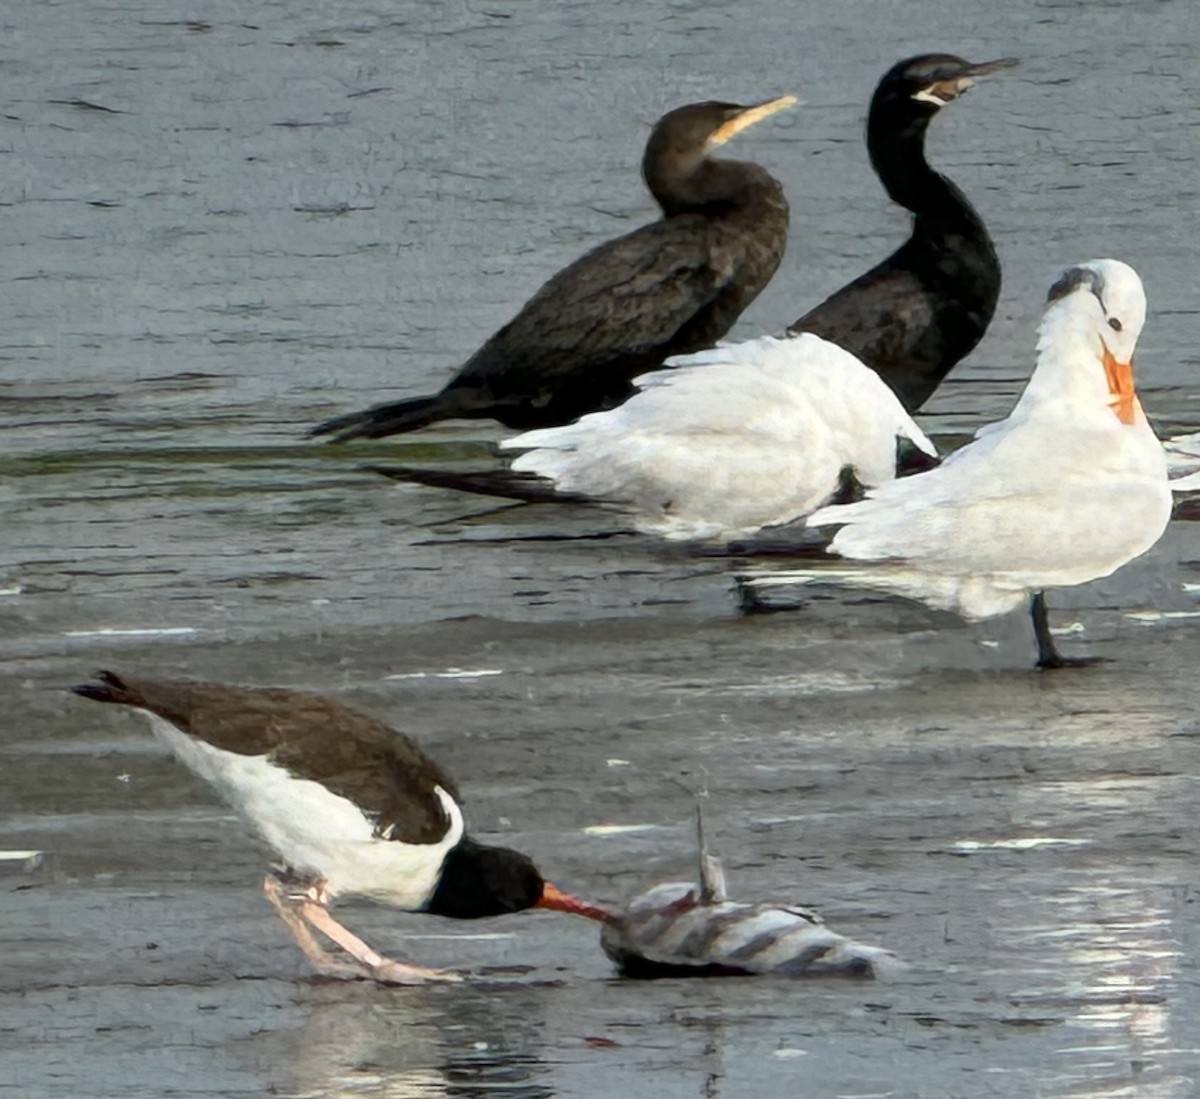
[269,987,555,1099]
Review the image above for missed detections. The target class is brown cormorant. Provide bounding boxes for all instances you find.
[311,96,795,442]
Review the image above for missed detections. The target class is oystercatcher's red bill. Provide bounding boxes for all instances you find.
[537,882,618,924]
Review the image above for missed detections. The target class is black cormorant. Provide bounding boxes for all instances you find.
[789,54,1017,411]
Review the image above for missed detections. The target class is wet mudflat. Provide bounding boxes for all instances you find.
[2,0,1198,1096]
[6,612,1200,1098]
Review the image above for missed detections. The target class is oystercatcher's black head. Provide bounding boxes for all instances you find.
[427,837,616,923]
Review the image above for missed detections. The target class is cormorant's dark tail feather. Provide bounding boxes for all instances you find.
[896,437,942,477]
[309,393,453,442]
[364,464,585,506]
[72,670,139,706]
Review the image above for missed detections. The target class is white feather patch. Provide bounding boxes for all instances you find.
[143,713,462,909]
[503,334,935,542]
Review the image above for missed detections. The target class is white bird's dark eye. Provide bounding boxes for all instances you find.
[1108,317,1123,332]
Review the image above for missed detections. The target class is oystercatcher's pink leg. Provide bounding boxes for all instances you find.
[297,900,462,985]
[262,876,367,979]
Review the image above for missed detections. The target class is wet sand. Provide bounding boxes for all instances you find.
[2,0,1199,1096]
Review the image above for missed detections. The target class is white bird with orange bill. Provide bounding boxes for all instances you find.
[745,259,1172,668]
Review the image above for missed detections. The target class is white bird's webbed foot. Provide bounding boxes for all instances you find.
[1030,592,1109,671]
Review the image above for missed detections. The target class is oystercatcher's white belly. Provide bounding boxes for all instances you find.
[145,713,463,909]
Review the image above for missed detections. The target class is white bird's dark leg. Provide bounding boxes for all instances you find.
[296,900,462,986]
[262,875,367,980]
[732,575,800,615]
[1031,591,1105,670]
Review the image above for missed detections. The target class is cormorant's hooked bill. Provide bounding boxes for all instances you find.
[905,55,1019,107]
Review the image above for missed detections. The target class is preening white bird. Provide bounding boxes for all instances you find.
[499,334,937,542]
[747,259,1172,668]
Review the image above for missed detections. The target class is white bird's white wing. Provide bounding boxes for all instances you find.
[502,334,935,541]
[804,397,1171,618]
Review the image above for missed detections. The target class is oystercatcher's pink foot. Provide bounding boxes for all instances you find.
[262,876,369,981]
[299,899,463,985]
[370,959,463,986]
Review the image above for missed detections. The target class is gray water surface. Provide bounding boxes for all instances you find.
[2,1,1198,1097]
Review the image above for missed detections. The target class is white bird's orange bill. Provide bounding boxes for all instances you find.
[1102,344,1137,424]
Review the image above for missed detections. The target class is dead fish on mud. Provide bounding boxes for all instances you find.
[600,803,900,979]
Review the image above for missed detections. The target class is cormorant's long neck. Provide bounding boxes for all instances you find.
[868,113,984,243]
[646,157,783,219]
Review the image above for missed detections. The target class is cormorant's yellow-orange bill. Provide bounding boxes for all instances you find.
[707,94,798,148]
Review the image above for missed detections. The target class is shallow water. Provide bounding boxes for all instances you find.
[2,0,1199,1096]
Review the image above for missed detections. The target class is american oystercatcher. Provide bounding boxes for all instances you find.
[73,671,613,984]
